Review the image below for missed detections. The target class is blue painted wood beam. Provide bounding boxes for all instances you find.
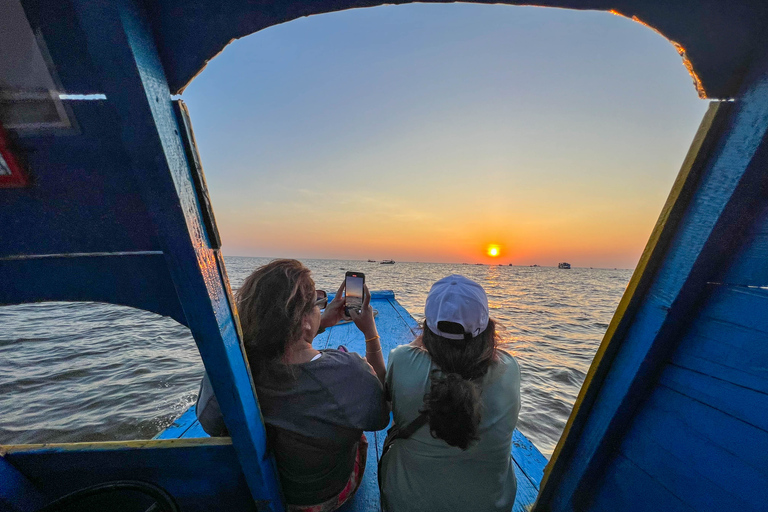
[535,48,768,511]
[5,439,255,512]
[0,456,46,512]
[0,253,187,326]
[146,0,768,99]
[68,0,282,509]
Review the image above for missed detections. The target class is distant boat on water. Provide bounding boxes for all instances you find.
[558,262,572,269]
[367,259,376,263]
[380,259,395,265]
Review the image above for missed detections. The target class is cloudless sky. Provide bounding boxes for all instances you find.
[182,3,709,268]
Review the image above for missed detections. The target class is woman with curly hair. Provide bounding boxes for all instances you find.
[197,259,388,512]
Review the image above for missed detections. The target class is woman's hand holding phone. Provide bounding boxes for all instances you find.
[350,285,386,384]
[349,285,376,337]
[319,281,346,329]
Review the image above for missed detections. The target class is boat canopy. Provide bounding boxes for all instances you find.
[135,1,766,99]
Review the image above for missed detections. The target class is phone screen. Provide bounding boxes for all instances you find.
[345,272,365,312]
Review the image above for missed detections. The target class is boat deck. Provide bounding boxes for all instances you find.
[157,291,547,511]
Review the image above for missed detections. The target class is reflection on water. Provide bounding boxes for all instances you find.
[0,257,631,456]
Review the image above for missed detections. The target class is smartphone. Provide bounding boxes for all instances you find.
[345,271,365,314]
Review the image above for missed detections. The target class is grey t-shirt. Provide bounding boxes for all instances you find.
[197,349,389,505]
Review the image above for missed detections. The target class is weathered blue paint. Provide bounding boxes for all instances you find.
[511,429,547,488]
[589,454,694,512]
[615,386,767,512]
[5,440,255,512]
[154,406,200,440]
[0,100,159,257]
[0,457,45,512]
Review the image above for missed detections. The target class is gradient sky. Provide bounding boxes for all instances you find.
[181,3,709,268]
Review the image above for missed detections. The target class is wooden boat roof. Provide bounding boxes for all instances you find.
[147,0,768,100]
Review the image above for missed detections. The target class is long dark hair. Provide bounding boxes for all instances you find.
[421,319,498,450]
[235,259,315,382]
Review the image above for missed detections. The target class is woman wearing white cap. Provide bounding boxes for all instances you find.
[379,275,521,512]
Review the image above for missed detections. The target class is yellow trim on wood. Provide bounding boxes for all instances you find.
[536,100,727,496]
[1,436,232,454]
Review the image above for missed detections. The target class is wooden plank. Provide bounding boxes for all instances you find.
[2,438,233,453]
[589,454,695,512]
[5,440,255,512]
[512,429,547,488]
[512,458,540,512]
[386,297,421,333]
[616,389,767,511]
[180,421,211,439]
[642,386,768,480]
[154,405,199,439]
[705,284,768,332]
[672,350,768,395]
[681,312,768,370]
[660,365,768,432]
[722,230,768,286]
[0,456,46,512]
[69,1,282,509]
[668,283,768,393]
[322,297,413,361]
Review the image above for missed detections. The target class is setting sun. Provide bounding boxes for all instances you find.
[487,244,501,258]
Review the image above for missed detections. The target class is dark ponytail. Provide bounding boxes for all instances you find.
[421,319,498,450]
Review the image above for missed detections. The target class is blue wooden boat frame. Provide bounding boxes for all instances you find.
[2,1,768,511]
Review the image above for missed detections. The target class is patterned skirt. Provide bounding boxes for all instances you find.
[287,434,369,512]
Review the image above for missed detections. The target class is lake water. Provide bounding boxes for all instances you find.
[0,257,632,457]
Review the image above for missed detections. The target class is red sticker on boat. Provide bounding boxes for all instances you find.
[0,122,28,188]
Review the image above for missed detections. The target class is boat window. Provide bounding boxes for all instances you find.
[0,302,202,444]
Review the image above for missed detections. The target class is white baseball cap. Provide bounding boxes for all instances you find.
[424,275,489,340]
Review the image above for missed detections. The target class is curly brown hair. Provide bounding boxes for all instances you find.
[235,259,316,381]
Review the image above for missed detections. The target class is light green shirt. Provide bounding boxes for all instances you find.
[380,344,521,512]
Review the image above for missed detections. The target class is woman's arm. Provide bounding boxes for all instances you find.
[350,285,386,384]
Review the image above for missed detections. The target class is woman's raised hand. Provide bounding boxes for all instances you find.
[320,280,346,329]
[349,285,376,338]
[350,285,385,383]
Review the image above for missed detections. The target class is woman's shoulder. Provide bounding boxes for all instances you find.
[495,347,519,366]
[388,343,430,367]
[490,348,521,384]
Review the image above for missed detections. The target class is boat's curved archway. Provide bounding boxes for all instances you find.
[159,0,764,98]
[180,3,709,458]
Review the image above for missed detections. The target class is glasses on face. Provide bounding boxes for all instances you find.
[315,289,328,309]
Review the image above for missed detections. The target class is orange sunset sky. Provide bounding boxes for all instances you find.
[183,5,708,268]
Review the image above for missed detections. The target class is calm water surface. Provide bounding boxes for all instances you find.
[0,257,631,457]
